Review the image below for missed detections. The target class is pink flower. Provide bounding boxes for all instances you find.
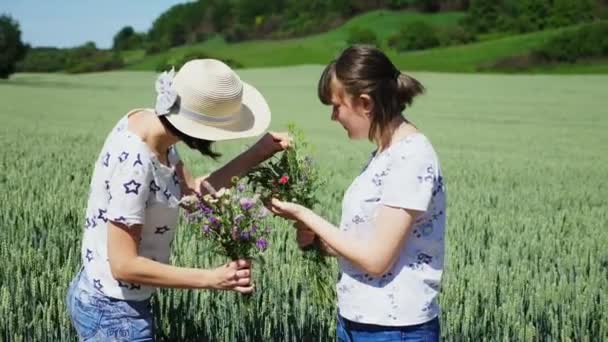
[278,175,289,185]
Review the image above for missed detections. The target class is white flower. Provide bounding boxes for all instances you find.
[154,67,179,116]
[179,194,198,206]
[215,188,227,198]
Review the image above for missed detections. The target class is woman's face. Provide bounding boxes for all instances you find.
[328,77,372,140]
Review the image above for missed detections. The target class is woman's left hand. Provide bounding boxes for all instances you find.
[268,198,306,221]
[252,132,291,161]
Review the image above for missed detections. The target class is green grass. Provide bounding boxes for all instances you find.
[1,68,607,341]
[524,59,608,74]
[388,28,569,72]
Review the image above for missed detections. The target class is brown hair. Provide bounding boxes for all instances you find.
[158,115,221,160]
[318,45,425,146]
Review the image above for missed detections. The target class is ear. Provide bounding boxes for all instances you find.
[358,94,374,116]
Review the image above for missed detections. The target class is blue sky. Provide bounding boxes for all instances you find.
[2,0,190,48]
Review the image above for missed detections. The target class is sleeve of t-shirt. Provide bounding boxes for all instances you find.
[380,146,436,212]
[107,152,152,226]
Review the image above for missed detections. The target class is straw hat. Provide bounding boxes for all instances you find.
[154,59,271,141]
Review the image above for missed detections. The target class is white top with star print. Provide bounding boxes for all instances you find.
[336,133,446,326]
[79,112,182,300]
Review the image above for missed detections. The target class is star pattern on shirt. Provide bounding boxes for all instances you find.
[118,151,129,163]
[97,208,108,223]
[163,188,172,200]
[85,248,93,262]
[114,216,127,223]
[102,152,110,167]
[123,180,142,195]
[133,153,143,167]
[155,226,170,235]
[93,279,103,292]
[172,172,180,186]
[150,180,161,194]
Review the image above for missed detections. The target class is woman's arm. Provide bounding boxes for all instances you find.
[295,223,338,256]
[178,132,290,195]
[272,200,420,277]
[107,221,253,293]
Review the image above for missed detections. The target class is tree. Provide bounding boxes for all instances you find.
[0,14,28,79]
[462,0,501,33]
[550,0,595,28]
[112,26,144,51]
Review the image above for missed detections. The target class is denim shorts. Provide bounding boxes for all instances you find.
[66,268,155,341]
[337,315,440,342]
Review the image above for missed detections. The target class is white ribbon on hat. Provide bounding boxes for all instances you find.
[154,67,179,116]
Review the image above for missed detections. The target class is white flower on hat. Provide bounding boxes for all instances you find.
[155,67,179,116]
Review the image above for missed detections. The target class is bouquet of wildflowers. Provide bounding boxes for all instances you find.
[247,124,322,208]
[182,177,271,260]
[247,125,333,308]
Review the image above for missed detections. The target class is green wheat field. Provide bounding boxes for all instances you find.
[1,67,607,341]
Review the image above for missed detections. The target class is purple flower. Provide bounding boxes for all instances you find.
[234,214,245,224]
[240,230,251,240]
[251,225,258,234]
[240,198,254,211]
[209,216,219,225]
[237,183,246,192]
[256,238,268,251]
[202,225,211,234]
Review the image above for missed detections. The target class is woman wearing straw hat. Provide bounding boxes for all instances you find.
[66,59,288,341]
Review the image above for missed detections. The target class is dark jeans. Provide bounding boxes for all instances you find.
[337,315,440,342]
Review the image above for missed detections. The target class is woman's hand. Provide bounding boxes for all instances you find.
[251,132,291,161]
[268,198,307,221]
[206,259,254,294]
[294,222,316,249]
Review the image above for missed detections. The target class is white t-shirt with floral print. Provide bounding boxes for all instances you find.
[79,111,182,300]
[337,133,446,326]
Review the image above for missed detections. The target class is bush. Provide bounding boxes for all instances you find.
[436,25,477,46]
[225,24,248,43]
[548,0,595,28]
[65,53,124,74]
[347,26,379,46]
[536,21,608,63]
[386,0,414,9]
[16,48,68,72]
[145,39,171,55]
[155,50,243,72]
[387,21,440,52]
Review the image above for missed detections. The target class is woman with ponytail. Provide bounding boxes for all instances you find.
[270,46,445,341]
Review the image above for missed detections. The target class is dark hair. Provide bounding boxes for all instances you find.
[318,45,425,145]
[158,115,221,160]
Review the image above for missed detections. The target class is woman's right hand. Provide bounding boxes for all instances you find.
[207,259,254,294]
[294,222,316,249]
